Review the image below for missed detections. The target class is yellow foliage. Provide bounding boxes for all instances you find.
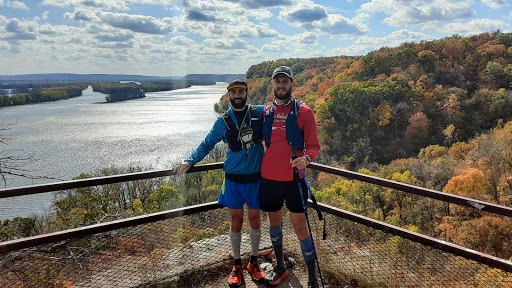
[391,170,418,185]
[418,145,449,160]
[374,102,393,126]
[132,198,144,215]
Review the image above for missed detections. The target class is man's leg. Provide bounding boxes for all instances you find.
[228,208,244,287]
[265,209,289,286]
[290,212,318,286]
[230,208,244,261]
[246,207,265,282]
[247,207,261,260]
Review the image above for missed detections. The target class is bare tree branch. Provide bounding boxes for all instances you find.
[0,121,59,187]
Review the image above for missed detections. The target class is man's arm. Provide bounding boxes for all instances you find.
[301,105,321,161]
[291,105,320,170]
[173,117,226,176]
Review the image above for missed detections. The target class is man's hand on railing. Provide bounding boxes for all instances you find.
[173,162,192,176]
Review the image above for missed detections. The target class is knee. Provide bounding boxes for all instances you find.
[231,214,244,231]
[248,213,261,229]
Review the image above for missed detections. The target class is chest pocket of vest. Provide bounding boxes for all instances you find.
[223,106,263,152]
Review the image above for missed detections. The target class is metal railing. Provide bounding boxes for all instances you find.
[1,162,512,287]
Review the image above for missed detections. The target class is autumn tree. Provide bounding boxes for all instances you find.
[404,112,431,153]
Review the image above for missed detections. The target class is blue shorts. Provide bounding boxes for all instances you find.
[218,178,261,210]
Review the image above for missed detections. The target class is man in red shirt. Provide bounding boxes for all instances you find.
[260,66,321,288]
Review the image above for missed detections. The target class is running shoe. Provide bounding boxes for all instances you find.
[247,261,265,282]
[264,265,289,286]
[228,265,243,287]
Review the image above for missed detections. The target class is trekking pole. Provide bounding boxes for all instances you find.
[292,154,325,288]
[299,168,327,240]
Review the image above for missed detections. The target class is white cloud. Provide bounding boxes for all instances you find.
[64,9,101,22]
[235,22,279,38]
[326,29,436,56]
[361,0,475,27]
[279,4,368,35]
[262,43,286,52]
[3,18,38,41]
[280,4,328,25]
[295,31,318,44]
[42,11,49,20]
[204,38,249,49]
[231,0,296,9]
[65,10,179,35]
[0,0,29,10]
[181,0,275,23]
[314,14,369,35]
[481,0,508,9]
[441,19,508,35]
[387,3,474,26]
[9,0,29,10]
[170,35,195,46]
[43,0,129,11]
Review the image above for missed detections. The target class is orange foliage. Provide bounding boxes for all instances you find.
[454,215,512,258]
[448,142,473,160]
[476,42,508,59]
[317,78,336,97]
[443,168,489,200]
[404,112,430,147]
[303,68,321,79]
[389,158,414,169]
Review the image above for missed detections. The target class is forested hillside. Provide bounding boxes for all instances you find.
[231,31,512,258]
[227,32,512,169]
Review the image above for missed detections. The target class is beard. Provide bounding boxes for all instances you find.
[274,88,292,101]
[230,96,246,109]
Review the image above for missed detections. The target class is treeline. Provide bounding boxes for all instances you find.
[0,84,88,107]
[92,83,146,103]
[240,31,512,168]
[91,80,215,103]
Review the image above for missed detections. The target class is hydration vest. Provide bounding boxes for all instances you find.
[222,105,263,152]
[263,99,305,151]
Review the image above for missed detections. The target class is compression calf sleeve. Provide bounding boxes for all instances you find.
[269,225,285,267]
[250,227,261,258]
[230,230,242,260]
[301,236,317,282]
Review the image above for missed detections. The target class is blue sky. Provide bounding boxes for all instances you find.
[0,0,510,77]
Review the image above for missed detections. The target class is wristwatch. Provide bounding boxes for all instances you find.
[303,155,311,164]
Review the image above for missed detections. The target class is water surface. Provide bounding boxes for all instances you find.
[0,83,227,220]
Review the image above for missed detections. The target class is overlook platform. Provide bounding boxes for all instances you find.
[1,162,512,287]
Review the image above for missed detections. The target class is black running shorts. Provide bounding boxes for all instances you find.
[259,177,308,213]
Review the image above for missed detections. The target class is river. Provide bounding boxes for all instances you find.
[0,83,227,220]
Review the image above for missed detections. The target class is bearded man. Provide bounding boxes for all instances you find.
[174,80,266,287]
